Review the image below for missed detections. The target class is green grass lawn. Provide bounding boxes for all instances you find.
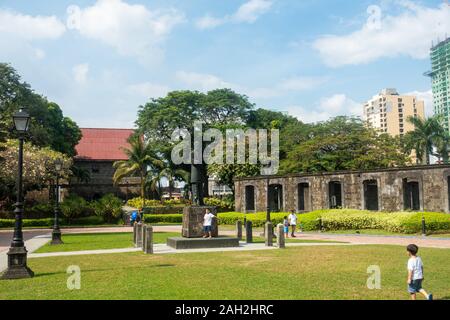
[1,245,449,300]
[34,232,179,253]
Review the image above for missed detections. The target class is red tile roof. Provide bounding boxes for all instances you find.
[75,128,135,161]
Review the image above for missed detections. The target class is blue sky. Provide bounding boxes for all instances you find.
[1,0,449,128]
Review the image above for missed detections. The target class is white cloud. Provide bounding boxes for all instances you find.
[285,94,362,123]
[0,9,65,60]
[176,71,234,92]
[73,64,89,84]
[313,3,450,67]
[127,82,170,98]
[196,0,273,30]
[0,9,66,41]
[234,0,273,23]
[69,0,185,64]
[176,71,327,99]
[33,48,46,60]
[195,15,226,29]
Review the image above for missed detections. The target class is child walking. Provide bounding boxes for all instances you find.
[283,216,289,239]
[406,244,433,300]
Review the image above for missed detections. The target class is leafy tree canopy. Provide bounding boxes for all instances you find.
[279,116,409,174]
[0,63,81,156]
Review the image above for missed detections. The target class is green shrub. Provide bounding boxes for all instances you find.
[204,197,234,211]
[61,195,89,222]
[143,206,184,215]
[217,210,450,234]
[163,199,186,206]
[0,216,111,228]
[143,214,182,224]
[91,194,123,223]
[63,216,106,226]
[127,197,162,208]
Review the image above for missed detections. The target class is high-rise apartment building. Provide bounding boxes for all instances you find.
[363,89,425,137]
[426,37,450,132]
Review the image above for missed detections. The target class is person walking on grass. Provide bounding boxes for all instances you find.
[288,210,297,238]
[283,216,289,239]
[203,209,216,239]
[407,244,433,300]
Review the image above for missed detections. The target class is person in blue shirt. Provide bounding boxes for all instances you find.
[130,210,138,226]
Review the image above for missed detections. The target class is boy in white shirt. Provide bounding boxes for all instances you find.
[203,209,216,239]
[288,210,298,238]
[406,244,433,300]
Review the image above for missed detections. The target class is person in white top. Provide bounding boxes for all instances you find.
[407,244,433,300]
[288,210,298,238]
[203,209,216,239]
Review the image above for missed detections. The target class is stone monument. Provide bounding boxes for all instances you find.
[167,163,239,249]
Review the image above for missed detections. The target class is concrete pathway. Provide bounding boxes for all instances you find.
[0,233,51,273]
[292,233,450,249]
[27,241,356,259]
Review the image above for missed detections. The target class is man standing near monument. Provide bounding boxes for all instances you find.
[288,210,298,238]
[203,209,216,239]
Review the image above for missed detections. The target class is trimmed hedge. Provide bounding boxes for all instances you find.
[217,210,450,234]
[3,210,448,233]
[0,216,109,228]
[143,214,182,224]
[143,207,185,215]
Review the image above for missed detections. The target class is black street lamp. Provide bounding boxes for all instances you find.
[1,108,34,280]
[51,159,64,245]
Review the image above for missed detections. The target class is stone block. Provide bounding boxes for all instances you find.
[265,222,273,247]
[245,220,253,243]
[182,206,218,238]
[143,225,153,254]
[167,237,239,250]
[276,224,285,249]
[236,220,242,240]
[135,223,143,248]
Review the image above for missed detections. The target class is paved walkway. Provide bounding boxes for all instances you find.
[293,233,450,249]
[0,234,52,273]
[27,242,356,259]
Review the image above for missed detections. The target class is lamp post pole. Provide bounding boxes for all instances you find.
[266,176,271,223]
[1,109,34,280]
[51,159,63,245]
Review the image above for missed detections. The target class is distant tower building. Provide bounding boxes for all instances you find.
[426,37,450,132]
[363,88,425,137]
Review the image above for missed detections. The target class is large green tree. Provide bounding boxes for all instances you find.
[0,139,72,203]
[136,89,254,198]
[280,117,409,173]
[0,63,81,156]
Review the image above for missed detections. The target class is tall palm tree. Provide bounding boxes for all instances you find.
[70,165,91,184]
[160,165,189,200]
[434,129,450,164]
[406,116,444,165]
[113,134,162,208]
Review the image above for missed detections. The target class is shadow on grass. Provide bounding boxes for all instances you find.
[436,296,450,300]
[33,264,176,278]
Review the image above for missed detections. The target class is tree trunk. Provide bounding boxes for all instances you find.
[140,171,146,209]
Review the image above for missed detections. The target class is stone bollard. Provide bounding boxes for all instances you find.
[142,224,147,249]
[246,220,253,243]
[276,224,285,249]
[133,223,137,245]
[143,225,153,254]
[236,221,243,240]
[265,222,273,247]
[135,223,143,248]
